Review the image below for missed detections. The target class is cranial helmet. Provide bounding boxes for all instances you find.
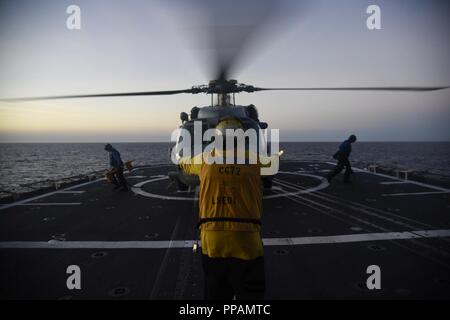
[216,118,244,136]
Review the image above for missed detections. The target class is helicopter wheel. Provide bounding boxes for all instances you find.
[177,181,189,192]
[168,171,189,191]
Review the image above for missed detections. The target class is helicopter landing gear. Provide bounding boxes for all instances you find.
[177,181,189,192]
[168,171,188,191]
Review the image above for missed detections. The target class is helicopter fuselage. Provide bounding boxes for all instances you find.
[168,103,273,191]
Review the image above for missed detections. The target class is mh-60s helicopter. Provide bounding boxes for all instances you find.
[168,78,273,191]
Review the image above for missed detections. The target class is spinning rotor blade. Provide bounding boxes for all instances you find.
[254,86,450,92]
[200,0,300,81]
[1,89,196,102]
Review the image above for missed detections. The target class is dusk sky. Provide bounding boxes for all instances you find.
[0,0,449,142]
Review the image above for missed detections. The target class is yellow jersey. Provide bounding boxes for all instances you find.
[179,151,273,260]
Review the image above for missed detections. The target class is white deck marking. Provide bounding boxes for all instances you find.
[0,178,105,211]
[150,217,181,299]
[3,162,448,211]
[19,203,82,206]
[382,191,450,197]
[379,181,411,185]
[1,229,449,249]
[264,172,329,199]
[132,172,330,201]
[0,164,173,211]
[56,191,86,194]
[327,162,450,193]
[150,175,167,178]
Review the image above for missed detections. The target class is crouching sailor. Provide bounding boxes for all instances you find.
[104,144,128,192]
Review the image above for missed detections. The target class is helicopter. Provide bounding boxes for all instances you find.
[167,79,273,191]
[2,1,449,192]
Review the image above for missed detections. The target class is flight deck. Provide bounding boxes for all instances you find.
[1,161,449,299]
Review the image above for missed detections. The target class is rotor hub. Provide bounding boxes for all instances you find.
[191,79,259,95]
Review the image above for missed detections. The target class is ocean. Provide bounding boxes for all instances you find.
[0,142,449,195]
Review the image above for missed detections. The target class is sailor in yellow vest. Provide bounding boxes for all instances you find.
[179,118,278,300]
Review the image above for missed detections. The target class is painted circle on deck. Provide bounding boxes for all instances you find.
[131,171,329,201]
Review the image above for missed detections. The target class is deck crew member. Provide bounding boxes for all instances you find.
[179,118,277,300]
[104,144,128,192]
[327,135,357,184]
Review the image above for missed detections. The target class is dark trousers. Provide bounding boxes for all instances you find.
[202,255,266,300]
[328,157,352,182]
[112,166,128,189]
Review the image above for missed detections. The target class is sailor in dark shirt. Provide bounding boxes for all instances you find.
[327,135,357,184]
[104,144,128,191]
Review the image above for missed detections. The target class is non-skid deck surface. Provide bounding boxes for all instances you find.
[1,161,449,299]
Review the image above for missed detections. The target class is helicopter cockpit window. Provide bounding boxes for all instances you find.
[190,107,200,120]
[247,104,259,121]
